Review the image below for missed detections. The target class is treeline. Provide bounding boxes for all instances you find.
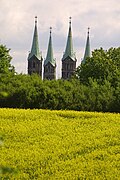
[0,73,119,112]
[0,45,120,112]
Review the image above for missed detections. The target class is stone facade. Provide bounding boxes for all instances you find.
[62,57,76,79]
[44,62,56,80]
[28,56,42,76]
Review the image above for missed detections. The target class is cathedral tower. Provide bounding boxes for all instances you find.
[28,16,42,76]
[82,27,91,63]
[43,27,56,80]
[62,17,77,79]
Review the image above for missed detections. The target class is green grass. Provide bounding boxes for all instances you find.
[0,108,120,179]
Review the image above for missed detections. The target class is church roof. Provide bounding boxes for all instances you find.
[44,27,56,67]
[62,17,76,61]
[82,28,91,63]
[28,16,42,60]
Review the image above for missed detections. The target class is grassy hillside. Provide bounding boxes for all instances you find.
[0,108,120,179]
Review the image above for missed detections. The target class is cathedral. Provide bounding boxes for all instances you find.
[28,17,90,80]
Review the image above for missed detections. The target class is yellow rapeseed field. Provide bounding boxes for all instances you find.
[0,108,120,179]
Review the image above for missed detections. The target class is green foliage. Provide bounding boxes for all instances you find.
[108,47,120,69]
[76,47,120,86]
[0,109,120,179]
[0,44,15,74]
[0,73,119,112]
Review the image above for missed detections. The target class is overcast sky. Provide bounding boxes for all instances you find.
[0,0,120,78]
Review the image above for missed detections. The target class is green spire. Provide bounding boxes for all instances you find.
[62,17,76,61]
[28,16,41,60]
[44,27,56,67]
[82,27,91,63]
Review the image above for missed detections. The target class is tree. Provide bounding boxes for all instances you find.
[108,47,120,70]
[0,44,15,105]
[76,47,120,86]
[0,44,15,74]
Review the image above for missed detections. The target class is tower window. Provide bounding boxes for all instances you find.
[33,62,36,68]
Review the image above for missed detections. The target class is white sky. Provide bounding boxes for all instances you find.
[0,0,120,78]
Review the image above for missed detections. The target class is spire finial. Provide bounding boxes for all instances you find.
[88,27,90,35]
[50,27,52,34]
[69,17,72,27]
[35,16,37,24]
